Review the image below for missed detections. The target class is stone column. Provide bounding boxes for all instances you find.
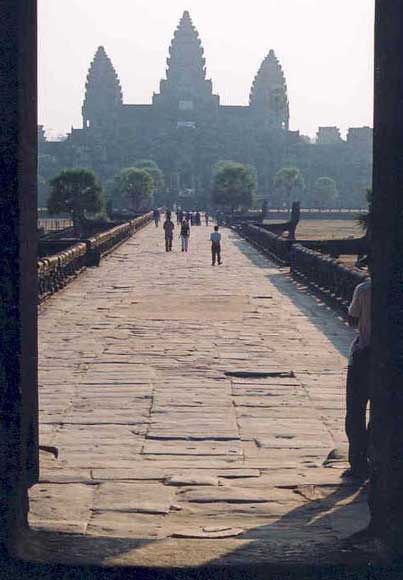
[371,1,403,554]
[0,0,38,552]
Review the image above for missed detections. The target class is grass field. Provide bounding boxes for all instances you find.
[295,219,363,240]
[266,218,365,268]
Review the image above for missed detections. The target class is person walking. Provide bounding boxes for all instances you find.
[210,225,222,266]
[195,211,201,226]
[344,261,371,480]
[153,208,160,227]
[180,218,190,252]
[163,215,175,252]
[205,212,209,226]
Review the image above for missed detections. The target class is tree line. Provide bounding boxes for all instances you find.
[44,157,355,236]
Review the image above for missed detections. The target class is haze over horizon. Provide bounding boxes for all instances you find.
[39,0,375,140]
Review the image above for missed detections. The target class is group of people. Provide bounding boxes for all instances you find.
[153,209,222,265]
[175,209,209,227]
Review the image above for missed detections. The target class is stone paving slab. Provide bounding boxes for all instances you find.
[28,220,370,568]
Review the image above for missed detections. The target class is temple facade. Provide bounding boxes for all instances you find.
[39,11,372,208]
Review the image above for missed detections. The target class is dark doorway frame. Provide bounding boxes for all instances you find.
[1,0,403,566]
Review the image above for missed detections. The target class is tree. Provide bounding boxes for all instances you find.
[211,161,256,212]
[118,167,154,211]
[273,167,304,209]
[312,177,338,208]
[133,160,165,193]
[48,168,103,237]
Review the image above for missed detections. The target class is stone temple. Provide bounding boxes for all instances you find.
[39,10,372,208]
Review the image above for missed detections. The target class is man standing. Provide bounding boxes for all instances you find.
[163,214,175,252]
[210,225,222,266]
[345,267,371,480]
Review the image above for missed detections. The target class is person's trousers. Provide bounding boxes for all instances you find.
[212,243,221,264]
[345,347,371,473]
[181,235,189,252]
[165,236,173,251]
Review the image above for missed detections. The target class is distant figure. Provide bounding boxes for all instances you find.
[186,211,191,223]
[190,213,195,226]
[344,262,371,480]
[163,215,175,252]
[180,219,190,252]
[178,209,184,225]
[195,211,201,226]
[153,208,160,227]
[205,212,209,226]
[165,209,172,221]
[210,225,222,266]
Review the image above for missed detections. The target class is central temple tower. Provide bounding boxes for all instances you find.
[152,11,219,112]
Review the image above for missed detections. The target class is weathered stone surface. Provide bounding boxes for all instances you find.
[32,223,368,567]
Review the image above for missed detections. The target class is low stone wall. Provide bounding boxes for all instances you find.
[38,212,153,303]
[235,222,368,312]
[235,223,292,265]
[290,244,368,311]
[38,242,87,302]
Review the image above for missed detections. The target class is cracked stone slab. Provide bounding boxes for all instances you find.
[177,486,298,504]
[94,483,175,514]
[86,511,166,538]
[171,526,245,539]
[29,483,94,534]
[142,440,242,457]
[165,474,221,487]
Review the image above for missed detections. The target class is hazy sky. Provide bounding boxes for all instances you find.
[39,0,375,139]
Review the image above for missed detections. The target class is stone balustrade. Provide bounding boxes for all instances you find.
[38,211,153,303]
[235,222,368,312]
[290,244,368,311]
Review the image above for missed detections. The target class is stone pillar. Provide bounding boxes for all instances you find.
[0,0,38,552]
[371,1,403,554]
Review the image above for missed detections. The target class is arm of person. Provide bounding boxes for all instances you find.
[348,285,362,327]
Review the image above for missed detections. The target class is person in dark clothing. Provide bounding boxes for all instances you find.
[195,211,201,226]
[180,219,190,252]
[210,225,222,266]
[153,208,160,227]
[205,212,209,226]
[178,210,184,224]
[163,216,175,252]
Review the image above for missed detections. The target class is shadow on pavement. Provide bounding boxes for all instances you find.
[231,235,353,358]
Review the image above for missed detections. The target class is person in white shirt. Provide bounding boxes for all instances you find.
[210,225,222,266]
[345,268,371,480]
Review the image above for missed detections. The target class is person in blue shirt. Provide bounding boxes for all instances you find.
[210,225,222,266]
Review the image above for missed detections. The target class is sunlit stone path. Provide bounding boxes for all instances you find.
[27,220,370,568]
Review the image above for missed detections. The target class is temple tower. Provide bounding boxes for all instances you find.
[82,46,123,130]
[153,11,219,109]
[249,50,289,130]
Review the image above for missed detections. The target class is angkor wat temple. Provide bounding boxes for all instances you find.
[39,10,372,208]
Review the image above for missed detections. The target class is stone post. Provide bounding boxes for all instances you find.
[0,0,38,553]
[371,1,403,554]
